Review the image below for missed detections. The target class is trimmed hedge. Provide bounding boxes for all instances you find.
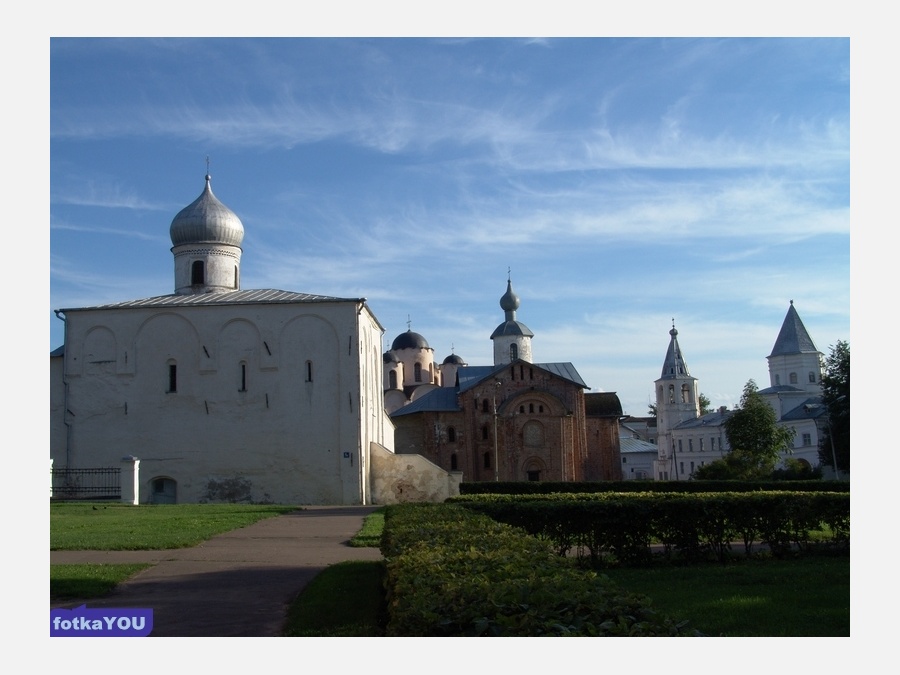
[450,491,850,565]
[459,480,850,495]
[380,503,701,637]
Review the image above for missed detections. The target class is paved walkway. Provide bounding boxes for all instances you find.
[50,506,384,637]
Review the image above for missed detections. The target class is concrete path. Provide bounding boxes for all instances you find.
[50,506,384,637]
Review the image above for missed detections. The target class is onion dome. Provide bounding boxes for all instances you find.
[500,280,520,314]
[383,350,399,364]
[170,174,244,248]
[391,330,430,351]
[443,353,466,365]
[491,279,533,338]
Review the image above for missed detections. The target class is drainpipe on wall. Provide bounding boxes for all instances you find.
[54,310,71,470]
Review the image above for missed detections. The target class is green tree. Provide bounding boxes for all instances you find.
[699,393,712,415]
[819,340,850,474]
[722,379,795,478]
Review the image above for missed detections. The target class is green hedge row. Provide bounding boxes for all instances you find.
[450,491,850,565]
[459,480,850,495]
[380,503,701,637]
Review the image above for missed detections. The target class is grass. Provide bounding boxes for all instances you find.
[601,555,850,636]
[349,508,384,547]
[281,509,388,636]
[51,564,151,601]
[282,561,386,636]
[51,503,850,636]
[51,502,298,550]
[284,511,850,637]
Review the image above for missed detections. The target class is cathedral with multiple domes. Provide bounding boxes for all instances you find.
[384,278,624,482]
[51,172,832,504]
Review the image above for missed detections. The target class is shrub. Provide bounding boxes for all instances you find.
[381,503,700,636]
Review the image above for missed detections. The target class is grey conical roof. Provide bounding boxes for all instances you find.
[659,325,692,379]
[170,174,244,248]
[769,301,819,357]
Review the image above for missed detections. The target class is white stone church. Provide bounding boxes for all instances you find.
[50,174,409,505]
[652,302,829,480]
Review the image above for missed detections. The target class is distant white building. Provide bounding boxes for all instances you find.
[51,174,396,505]
[618,435,657,480]
[654,302,826,480]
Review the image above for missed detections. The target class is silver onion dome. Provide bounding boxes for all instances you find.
[170,174,244,248]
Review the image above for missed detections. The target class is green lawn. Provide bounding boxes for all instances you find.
[50,503,849,636]
[602,555,850,637]
[51,502,300,604]
[51,563,152,601]
[282,509,850,637]
[282,560,386,636]
[51,502,298,550]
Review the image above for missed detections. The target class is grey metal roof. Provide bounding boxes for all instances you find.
[673,408,732,431]
[390,387,461,417]
[457,361,587,393]
[59,289,364,313]
[659,326,694,380]
[490,320,534,339]
[757,384,806,395]
[457,365,506,393]
[619,436,659,455]
[537,362,588,388]
[769,301,819,357]
[780,397,826,421]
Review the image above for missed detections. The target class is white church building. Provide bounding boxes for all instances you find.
[653,302,828,480]
[50,174,404,505]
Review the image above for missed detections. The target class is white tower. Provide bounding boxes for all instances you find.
[654,322,700,480]
[170,174,244,295]
[490,278,534,365]
[767,301,823,394]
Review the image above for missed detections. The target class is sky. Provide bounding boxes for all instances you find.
[49,37,850,417]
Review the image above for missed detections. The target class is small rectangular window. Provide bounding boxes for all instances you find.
[168,364,177,393]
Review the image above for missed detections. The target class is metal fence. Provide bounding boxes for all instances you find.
[51,467,122,500]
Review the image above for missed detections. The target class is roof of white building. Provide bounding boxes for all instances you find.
[769,301,820,357]
[59,289,365,312]
[619,436,658,455]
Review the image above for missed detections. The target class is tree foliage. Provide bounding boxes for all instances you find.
[700,380,795,479]
[819,341,850,473]
[699,393,712,415]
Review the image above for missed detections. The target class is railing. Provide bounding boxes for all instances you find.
[51,467,122,500]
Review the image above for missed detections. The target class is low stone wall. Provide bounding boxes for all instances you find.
[370,443,462,504]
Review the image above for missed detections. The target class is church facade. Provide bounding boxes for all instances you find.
[653,302,827,480]
[387,280,623,482]
[51,174,393,505]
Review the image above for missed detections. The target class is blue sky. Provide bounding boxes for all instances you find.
[49,37,850,417]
